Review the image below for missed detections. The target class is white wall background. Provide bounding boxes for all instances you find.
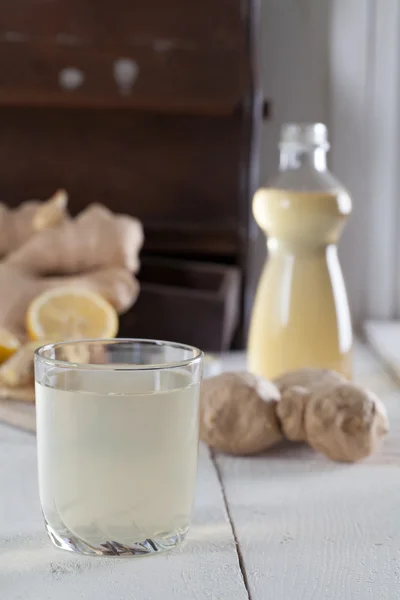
[260,0,400,328]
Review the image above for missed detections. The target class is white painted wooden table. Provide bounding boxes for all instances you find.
[1,335,400,599]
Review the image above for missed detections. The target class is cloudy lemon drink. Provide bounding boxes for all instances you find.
[35,339,202,556]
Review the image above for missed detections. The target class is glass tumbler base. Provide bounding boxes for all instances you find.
[44,518,188,557]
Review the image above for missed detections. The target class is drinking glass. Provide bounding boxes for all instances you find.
[34,339,203,557]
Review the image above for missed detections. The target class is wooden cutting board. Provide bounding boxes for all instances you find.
[0,399,35,433]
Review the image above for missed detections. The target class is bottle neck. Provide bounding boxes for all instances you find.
[279,146,327,172]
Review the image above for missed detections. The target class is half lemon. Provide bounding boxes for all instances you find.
[26,287,118,341]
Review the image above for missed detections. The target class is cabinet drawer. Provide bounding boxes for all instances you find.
[119,258,242,351]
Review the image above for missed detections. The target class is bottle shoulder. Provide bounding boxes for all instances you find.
[270,165,349,195]
[252,186,352,244]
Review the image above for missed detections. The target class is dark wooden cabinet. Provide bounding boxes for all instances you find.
[0,0,262,350]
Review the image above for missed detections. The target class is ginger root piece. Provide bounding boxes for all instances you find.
[0,261,139,337]
[0,386,35,403]
[44,268,139,315]
[0,203,142,336]
[277,386,310,442]
[7,203,143,276]
[304,383,389,462]
[32,189,69,232]
[0,189,70,257]
[200,372,282,455]
[275,368,389,462]
[275,368,346,442]
[0,201,40,257]
[0,341,50,388]
[0,336,109,394]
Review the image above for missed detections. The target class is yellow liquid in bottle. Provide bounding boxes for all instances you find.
[248,188,353,380]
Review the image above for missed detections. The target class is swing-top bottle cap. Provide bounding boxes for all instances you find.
[280,123,330,150]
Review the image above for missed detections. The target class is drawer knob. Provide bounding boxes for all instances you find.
[113,58,139,95]
[58,67,85,91]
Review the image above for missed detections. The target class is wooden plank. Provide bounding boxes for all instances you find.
[0,0,245,48]
[0,108,244,233]
[0,40,247,113]
[0,431,249,600]
[216,341,400,599]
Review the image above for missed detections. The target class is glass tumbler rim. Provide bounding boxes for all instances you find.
[34,338,203,372]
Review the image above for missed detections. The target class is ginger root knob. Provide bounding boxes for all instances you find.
[304,383,389,462]
[275,369,389,462]
[200,372,282,455]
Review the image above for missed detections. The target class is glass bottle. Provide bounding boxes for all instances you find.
[248,123,352,380]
